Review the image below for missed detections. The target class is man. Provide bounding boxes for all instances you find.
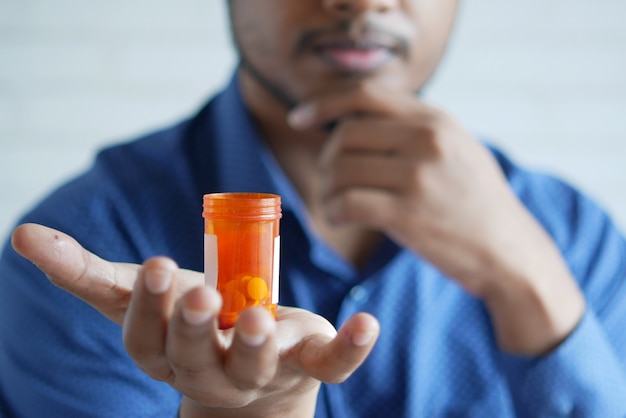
[1,0,625,416]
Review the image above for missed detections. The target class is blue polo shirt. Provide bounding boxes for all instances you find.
[1,75,626,417]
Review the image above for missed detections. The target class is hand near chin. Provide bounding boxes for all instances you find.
[287,81,549,290]
[288,81,585,355]
[11,223,380,418]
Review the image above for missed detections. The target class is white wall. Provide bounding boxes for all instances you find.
[1,0,625,241]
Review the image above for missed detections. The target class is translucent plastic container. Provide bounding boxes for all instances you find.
[202,192,281,329]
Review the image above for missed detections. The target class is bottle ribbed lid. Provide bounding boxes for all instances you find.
[203,192,282,220]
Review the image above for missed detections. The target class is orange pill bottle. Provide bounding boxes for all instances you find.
[202,193,282,329]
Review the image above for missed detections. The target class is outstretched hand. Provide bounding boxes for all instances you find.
[11,223,380,417]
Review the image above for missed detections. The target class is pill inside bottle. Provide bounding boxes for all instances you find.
[202,192,281,329]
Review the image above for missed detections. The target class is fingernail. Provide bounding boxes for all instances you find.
[145,270,172,294]
[287,104,315,129]
[351,331,376,347]
[182,307,213,326]
[238,330,267,347]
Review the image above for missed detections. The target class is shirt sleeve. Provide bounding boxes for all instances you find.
[499,309,626,417]
[0,127,206,417]
[498,163,626,417]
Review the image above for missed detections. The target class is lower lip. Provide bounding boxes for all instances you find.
[317,48,394,73]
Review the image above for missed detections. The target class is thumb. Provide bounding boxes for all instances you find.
[292,312,380,384]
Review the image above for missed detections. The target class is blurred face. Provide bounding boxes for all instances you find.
[229,0,458,108]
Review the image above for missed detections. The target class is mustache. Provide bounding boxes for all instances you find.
[294,19,410,60]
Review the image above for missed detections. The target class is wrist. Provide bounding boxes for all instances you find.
[481,260,585,355]
[179,385,319,418]
[458,208,586,355]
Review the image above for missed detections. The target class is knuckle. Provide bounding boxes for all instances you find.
[124,343,163,364]
[422,107,448,129]
[231,374,271,391]
[333,192,360,219]
[194,391,256,410]
[323,370,352,384]
[171,320,210,342]
[124,347,173,382]
[332,118,358,141]
[140,365,175,383]
[168,358,205,379]
[416,109,446,137]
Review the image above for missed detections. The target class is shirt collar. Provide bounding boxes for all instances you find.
[211,74,312,231]
[212,75,276,195]
[210,74,402,280]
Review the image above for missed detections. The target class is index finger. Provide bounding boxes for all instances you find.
[11,223,136,324]
[287,81,415,130]
[11,223,203,325]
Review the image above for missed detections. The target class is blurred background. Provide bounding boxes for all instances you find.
[1,0,625,240]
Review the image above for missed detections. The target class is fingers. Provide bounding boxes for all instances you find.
[287,82,416,130]
[124,259,280,405]
[166,286,223,386]
[225,307,278,389]
[318,121,416,199]
[13,225,381,408]
[11,223,137,324]
[170,302,279,392]
[316,120,411,228]
[123,257,179,381]
[324,190,398,229]
[288,312,380,384]
[11,223,205,325]
[125,261,227,388]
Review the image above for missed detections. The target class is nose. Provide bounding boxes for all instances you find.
[322,0,397,17]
